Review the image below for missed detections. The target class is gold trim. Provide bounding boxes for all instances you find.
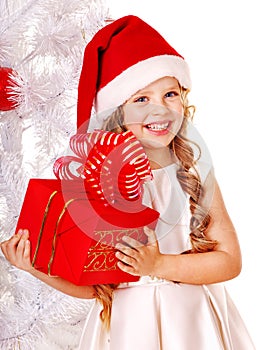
[83,228,144,273]
[47,198,75,275]
[31,190,58,266]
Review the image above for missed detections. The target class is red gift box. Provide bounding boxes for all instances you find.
[15,129,159,285]
[15,178,159,285]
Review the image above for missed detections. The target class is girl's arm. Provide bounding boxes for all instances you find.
[115,179,242,284]
[0,230,95,299]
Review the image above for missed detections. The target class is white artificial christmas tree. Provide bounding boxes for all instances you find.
[0,1,109,348]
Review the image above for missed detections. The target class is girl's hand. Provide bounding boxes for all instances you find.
[0,229,34,273]
[1,229,96,299]
[115,226,161,277]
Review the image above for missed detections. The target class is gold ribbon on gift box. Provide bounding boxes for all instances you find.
[31,190,58,268]
[31,190,147,276]
[83,228,145,272]
[31,190,75,276]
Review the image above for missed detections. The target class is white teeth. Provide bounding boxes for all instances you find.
[146,122,169,130]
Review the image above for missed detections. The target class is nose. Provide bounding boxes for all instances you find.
[147,102,169,118]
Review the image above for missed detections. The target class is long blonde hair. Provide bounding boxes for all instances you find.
[93,88,217,328]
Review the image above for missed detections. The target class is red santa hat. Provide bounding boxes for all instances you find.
[77,15,191,132]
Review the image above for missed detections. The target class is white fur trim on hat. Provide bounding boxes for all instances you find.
[95,55,191,117]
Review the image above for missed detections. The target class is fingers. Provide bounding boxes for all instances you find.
[114,231,146,257]
[16,230,28,258]
[1,229,32,271]
[144,226,157,245]
[115,243,138,262]
[1,232,21,259]
[116,260,139,276]
[120,235,143,249]
[117,227,157,250]
[115,228,159,277]
[115,227,157,258]
[23,239,31,259]
[115,250,136,267]
[115,241,139,276]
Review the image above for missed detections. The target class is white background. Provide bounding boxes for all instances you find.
[106,1,277,349]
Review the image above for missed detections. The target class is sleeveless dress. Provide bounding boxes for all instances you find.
[78,164,255,350]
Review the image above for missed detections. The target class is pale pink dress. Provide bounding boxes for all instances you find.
[78,164,255,350]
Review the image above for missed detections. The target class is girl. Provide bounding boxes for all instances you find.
[0,15,255,349]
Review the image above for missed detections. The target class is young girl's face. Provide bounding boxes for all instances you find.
[123,76,183,148]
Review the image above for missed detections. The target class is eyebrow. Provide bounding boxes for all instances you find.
[134,85,180,96]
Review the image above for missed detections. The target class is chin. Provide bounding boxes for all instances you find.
[139,137,172,149]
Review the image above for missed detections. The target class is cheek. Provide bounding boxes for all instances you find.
[123,105,145,127]
[174,103,183,115]
[124,124,143,139]
[177,113,184,129]
[172,107,184,130]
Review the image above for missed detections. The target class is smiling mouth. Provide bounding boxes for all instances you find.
[145,121,170,131]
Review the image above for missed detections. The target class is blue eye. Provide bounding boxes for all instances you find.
[165,91,178,98]
[134,96,148,103]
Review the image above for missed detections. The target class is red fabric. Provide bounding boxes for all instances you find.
[77,15,183,132]
[15,179,159,285]
[0,67,18,111]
